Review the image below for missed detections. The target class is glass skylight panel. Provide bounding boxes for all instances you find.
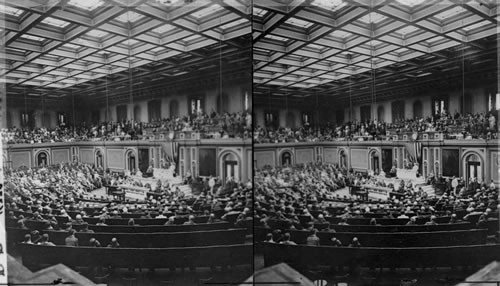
[75,38,91,46]
[311,0,346,11]
[265,34,289,42]
[123,39,139,46]
[426,36,444,44]
[367,40,383,47]
[191,4,224,19]
[220,18,248,30]
[152,24,174,34]
[41,17,70,28]
[395,25,419,35]
[394,47,409,54]
[396,0,426,7]
[86,29,109,38]
[433,6,467,21]
[68,0,103,11]
[0,4,23,16]
[154,0,181,6]
[116,11,144,23]
[183,35,202,42]
[330,30,352,38]
[285,17,314,28]
[306,43,323,50]
[151,46,167,53]
[462,20,489,31]
[416,72,432,77]
[359,12,388,24]
[253,7,267,17]
[20,34,45,41]
[62,43,80,50]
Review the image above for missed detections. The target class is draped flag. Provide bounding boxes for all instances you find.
[403,140,422,172]
[160,141,179,173]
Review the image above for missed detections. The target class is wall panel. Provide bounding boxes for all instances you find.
[324,148,338,164]
[351,149,368,169]
[255,151,275,169]
[10,151,31,169]
[80,149,94,165]
[296,148,313,164]
[52,149,70,164]
[107,149,124,169]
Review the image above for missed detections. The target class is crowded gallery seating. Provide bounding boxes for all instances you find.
[254,110,498,144]
[2,110,252,144]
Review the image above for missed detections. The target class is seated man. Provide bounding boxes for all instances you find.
[107,237,120,248]
[127,218,139,226]
[330,237,342,247]
[65,229,79,247]
[73,214,85,225]
[21,234,33,244]
[89,237,101,247]
[349,237,361,247]
[389,166,397,178]
[424,215,438,226]
[96,217,107,226]
[206,213,218,224]
[38,234,55,246]
[183,215,196,225]
[79,223,94,233]
[406,216,417,225]
[264,233,275,243]
[338,217,349,225]
[306,229,320,246]
[448,213,459,224]
[164,216,176,225]
[279,233,297,245]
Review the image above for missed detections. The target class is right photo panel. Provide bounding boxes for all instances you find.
[252,0,499,285]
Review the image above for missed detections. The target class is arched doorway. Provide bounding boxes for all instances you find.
[413,100,423,119]
[465,153,482,184]
[170,100,179,118]
[222,152,239,183]
[281,151,292,166]
[369,150,380,173]
[95,150,104,168]
[339,149,348,169]
[125,150,137,172]
[36,151,49,166]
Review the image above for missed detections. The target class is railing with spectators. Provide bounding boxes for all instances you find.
[7,227,247,248]
[254,227,487,247]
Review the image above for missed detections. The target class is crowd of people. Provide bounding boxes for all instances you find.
[4,162,253,248]
[254,110,498,143]
[255,162,498,246]
[2,111,252,144]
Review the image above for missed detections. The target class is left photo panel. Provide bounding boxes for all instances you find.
[0,0,253,285]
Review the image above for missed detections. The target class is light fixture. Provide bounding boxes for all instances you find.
[218,16,223,114]
[347,53,352,122]
[127,8,134,121]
